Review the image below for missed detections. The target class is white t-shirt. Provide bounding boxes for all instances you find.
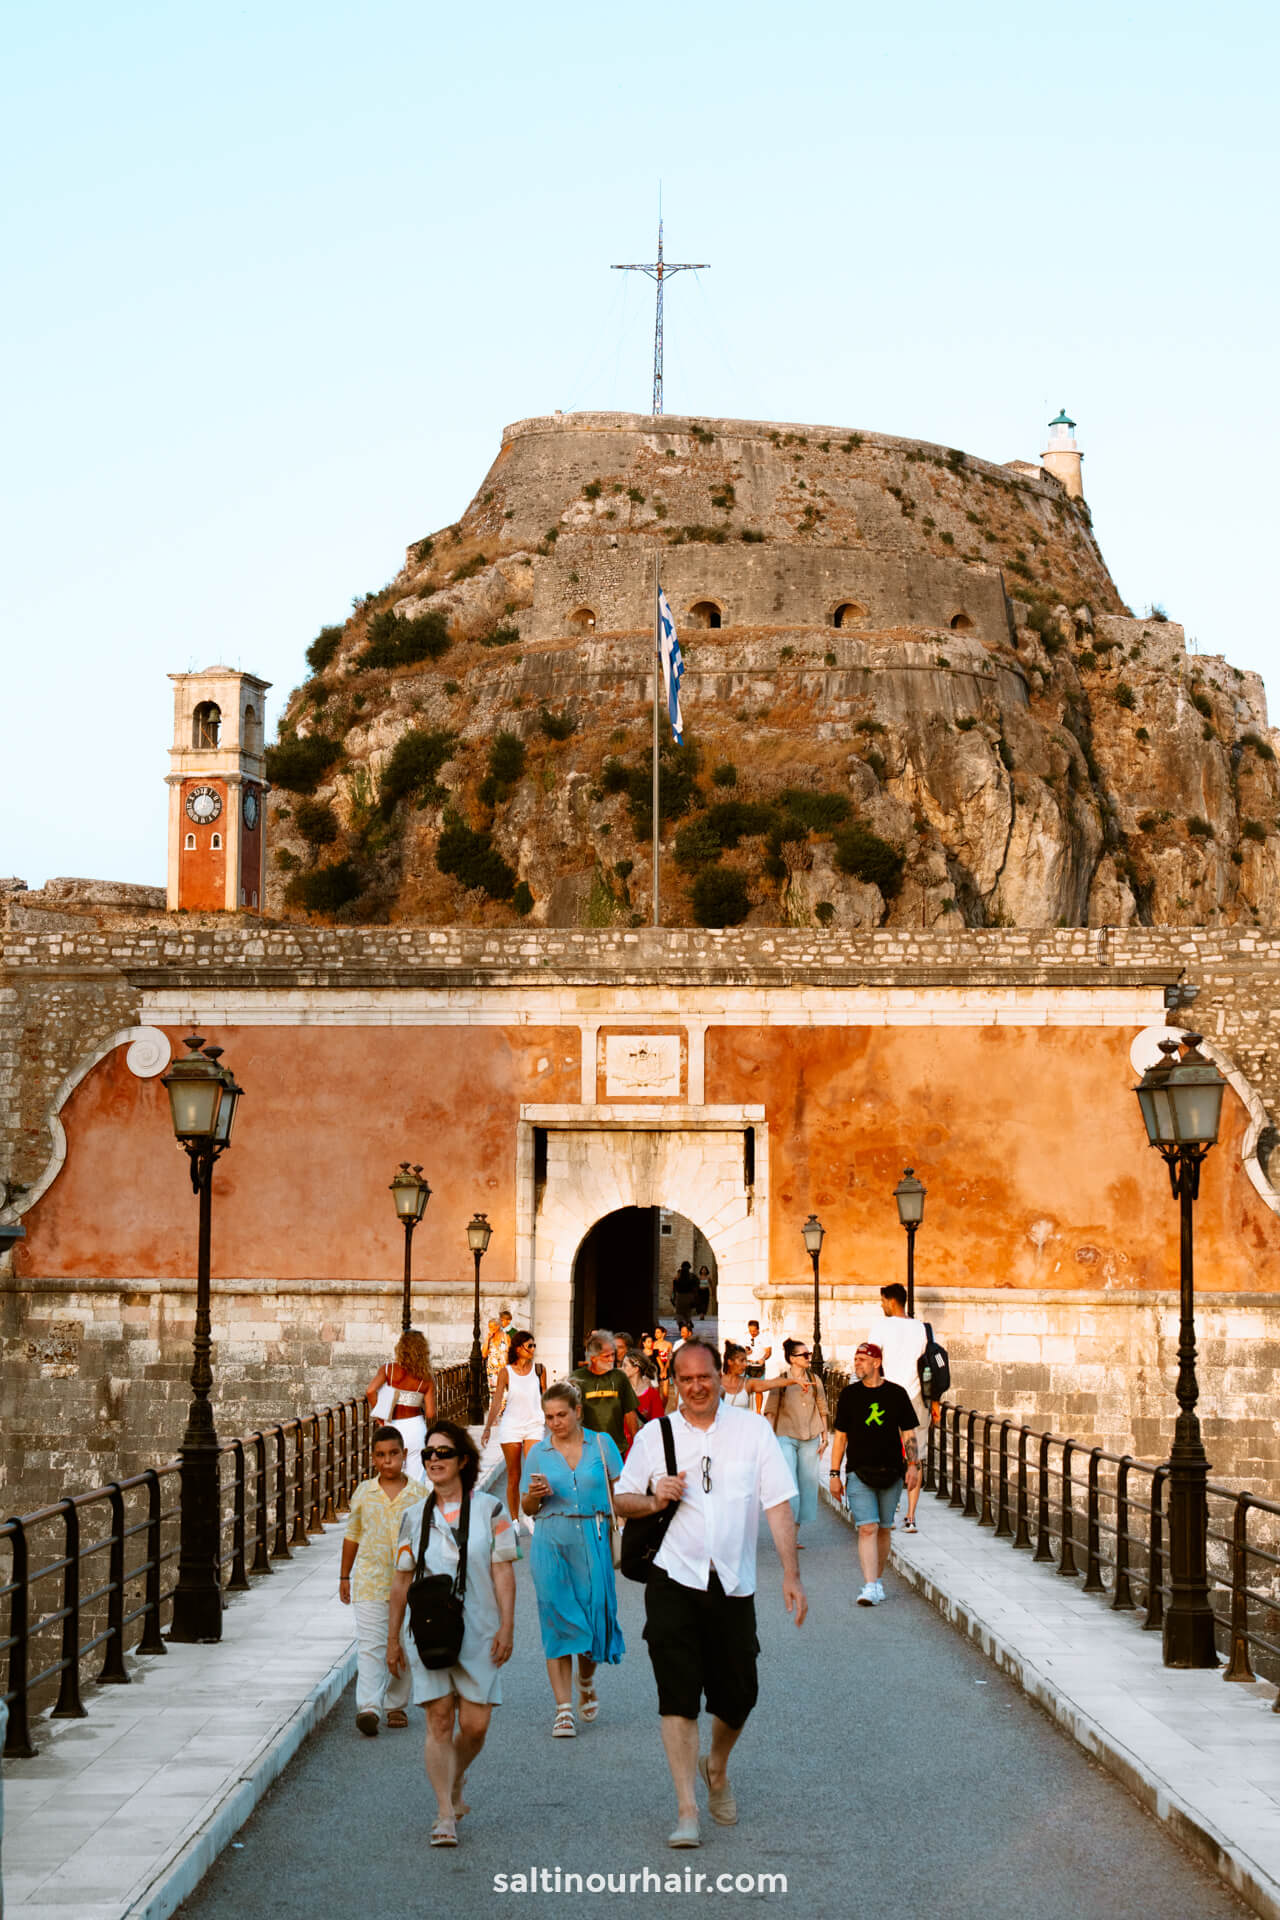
[615,1402,796,1597]
[874,1316,928,1424]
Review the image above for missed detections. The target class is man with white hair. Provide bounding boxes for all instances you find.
[571,1330,640,1452]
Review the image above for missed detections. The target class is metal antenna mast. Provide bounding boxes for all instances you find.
[612,219,708,416]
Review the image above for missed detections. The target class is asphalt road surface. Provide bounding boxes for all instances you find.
[179,1498,1249,1920]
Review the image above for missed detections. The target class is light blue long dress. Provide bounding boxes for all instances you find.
[520,1433,625,1664]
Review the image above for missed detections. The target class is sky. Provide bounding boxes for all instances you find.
[4,1,1278,888]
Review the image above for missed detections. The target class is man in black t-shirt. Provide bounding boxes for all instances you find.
[830,1342,920,1607]
[571,1330,641,1452]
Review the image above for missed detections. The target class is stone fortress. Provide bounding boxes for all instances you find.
[5,407,1280,1520]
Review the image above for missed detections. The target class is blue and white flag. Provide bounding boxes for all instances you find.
[657,586,685,745]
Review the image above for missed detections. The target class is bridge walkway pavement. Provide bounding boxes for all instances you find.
[171,1494,1254,1920]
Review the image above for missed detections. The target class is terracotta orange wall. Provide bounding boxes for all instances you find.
[18,1026,580,1283]
[178,778,227,911]
[704,1024,1280,1294]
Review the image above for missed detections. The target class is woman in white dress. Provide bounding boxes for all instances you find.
[480,1330,546,1524]
[366,1329,437,1482]
[388,1420,516,1848]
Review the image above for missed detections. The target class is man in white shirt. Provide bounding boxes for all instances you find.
[615,1338,806,1849]
[876,1284,928,1533]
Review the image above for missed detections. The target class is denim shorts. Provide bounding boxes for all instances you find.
[845,1474,904,1527]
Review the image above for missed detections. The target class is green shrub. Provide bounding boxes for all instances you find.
[844,433,863,450]
[627,487,645,504]
[674,818,722,868]
[357,607,451,670]
[864,750,887,781]
[1077,649,1098,671]
[450,552,488,583]
[739,528,766,543]
[824,651,837,667]
[306,625,344,674]
[1187,815,1214,839]
[478,624,520,648]
[704,799,778,847]
[265,732,343,794]
[833,822,905,896]
[285,859,363,914]
[613,858,633,881]
[1242,819,1267,843]
[436,821,516,900]
[379,728,456,814]
[712,762,738,787]
[1240,731,1277,761]
[479,731,526,805]
[294,798,339,846]
[629,742,700,838]
[815,900,836,926]
[690,864,751,927]
[778,789,851,832]
[1115,682,1136,709]
[956,715,978,731]
[539,706,577,741]
[1192,691,1213,719]
[512,880,534,916]
[274,847,300,872]
[601,757,630,795]
[1135,726,1150,743]
[582,480,602,500]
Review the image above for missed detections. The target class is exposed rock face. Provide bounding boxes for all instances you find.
[264,412,1280,930]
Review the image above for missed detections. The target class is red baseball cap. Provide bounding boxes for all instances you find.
[855,1341,884,1362]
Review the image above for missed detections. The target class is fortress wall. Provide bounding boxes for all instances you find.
[528,539,1012,647]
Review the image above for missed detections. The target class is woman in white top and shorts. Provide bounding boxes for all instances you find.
[481,1330,547,1525]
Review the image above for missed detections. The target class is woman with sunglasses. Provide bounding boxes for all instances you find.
[481,1329,546,1528]
[521,1380,624,1737]
[387,1420,517,1848]
[757,1339,829,1544]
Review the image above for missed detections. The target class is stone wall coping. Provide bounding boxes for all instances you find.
[0,1275,532,1299]
[757,1283,1280,1309]
[120,963,1178,992]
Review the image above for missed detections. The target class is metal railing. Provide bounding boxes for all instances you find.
[821,1373,1280,1710]
[1,1396,371,1758]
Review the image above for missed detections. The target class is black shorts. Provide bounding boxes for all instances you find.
[642,1569,759,1729]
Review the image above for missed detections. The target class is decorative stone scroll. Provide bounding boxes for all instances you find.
[125,1027,172,1079]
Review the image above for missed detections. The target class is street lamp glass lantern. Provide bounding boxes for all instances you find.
[894,1168,926,1227]
[801,1213,825,1256]
[211,1071,242,1148]
[390,1163,432,1223]
[466,1211,493,1255]
[162,1037,226,1143]
[1135,1035,1225,1150]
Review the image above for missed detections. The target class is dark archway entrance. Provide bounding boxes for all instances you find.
[571,1207,718,1363]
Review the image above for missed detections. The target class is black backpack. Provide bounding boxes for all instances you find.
[918,1324,951,1404]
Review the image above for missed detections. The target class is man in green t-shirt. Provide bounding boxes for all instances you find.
[571,1330,641,1451]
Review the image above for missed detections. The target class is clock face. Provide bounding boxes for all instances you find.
[185,785,222,826]
[242,788,259,831]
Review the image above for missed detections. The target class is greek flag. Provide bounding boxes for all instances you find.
[657,587,685,745]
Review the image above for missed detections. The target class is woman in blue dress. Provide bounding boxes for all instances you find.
[521,1379,624,1737]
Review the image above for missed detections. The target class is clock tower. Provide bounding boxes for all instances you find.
[166,666,271,913]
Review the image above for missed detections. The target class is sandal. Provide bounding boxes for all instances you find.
[578,1678,599,1722]
[386,1709,409,1729]
[903,1518,918,1533]
[430,1816,458,1847]
[552,1703,577,1738]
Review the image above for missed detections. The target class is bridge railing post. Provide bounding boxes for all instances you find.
[226,1442,250,1591]
[1112,1456,1135,1610]
[1083,1446,1105,1593]
[98,1484,130,1683]
[271,1426,292,1560]
[1013,1426,1031,1550]
[1057,1439,1078,1578]
[935,1409,949,1502]
[3,1519,35,1757]
[962,1413,978,1518]
[308,1415,324,1533]
[1223,1494,1255,1682]
[1143,1467,1166,1631]
[290,1423,309,1548]
[949,1407,964,1509]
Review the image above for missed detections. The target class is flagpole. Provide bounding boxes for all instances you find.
[652,550,660,927]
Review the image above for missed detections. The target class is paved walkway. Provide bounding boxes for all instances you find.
[174,1500,1249,1920]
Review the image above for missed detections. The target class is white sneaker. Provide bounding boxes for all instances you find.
[856,1582,877,1606]
[871,1580,885,1604]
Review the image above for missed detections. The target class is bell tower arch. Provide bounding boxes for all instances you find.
[166,666,271,913]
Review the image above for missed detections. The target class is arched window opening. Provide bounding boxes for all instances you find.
[211,833,222,850]
[184,833,196,850]
[832,602,865,629]
[949,612,974,633]
[193,701,221,749]
[688,600,722,630]
[568,606,596,633]
[243,704,262,753]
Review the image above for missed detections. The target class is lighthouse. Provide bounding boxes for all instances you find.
[1041,407,1084,500]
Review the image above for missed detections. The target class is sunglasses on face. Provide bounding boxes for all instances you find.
[422,1446,460,1461]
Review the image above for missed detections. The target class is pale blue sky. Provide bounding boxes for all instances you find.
[4,1,1277,886]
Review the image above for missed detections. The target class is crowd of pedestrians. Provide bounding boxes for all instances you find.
[348,1290,943,1849]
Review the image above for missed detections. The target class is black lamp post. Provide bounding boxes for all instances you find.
[801,1214,825,1377]
[161,1034,242,1643]
[389,1163,431,1333]
[465,1212,493,1424]
[1134,1032,1226,1669]
[893,1168,927,1318]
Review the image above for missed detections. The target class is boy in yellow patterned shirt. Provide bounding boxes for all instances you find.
[340,1426,429,1735]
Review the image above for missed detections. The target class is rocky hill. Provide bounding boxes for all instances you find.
[262,412,1280,931]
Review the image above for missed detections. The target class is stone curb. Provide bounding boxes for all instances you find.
[120,1639,357,1920]
[821,1489,1279,1920]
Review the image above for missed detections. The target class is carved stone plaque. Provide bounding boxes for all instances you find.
[603,1033,682,1099]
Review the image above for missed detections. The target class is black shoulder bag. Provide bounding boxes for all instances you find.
[619,1417,680,1584]
[407,1490,471,1668]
